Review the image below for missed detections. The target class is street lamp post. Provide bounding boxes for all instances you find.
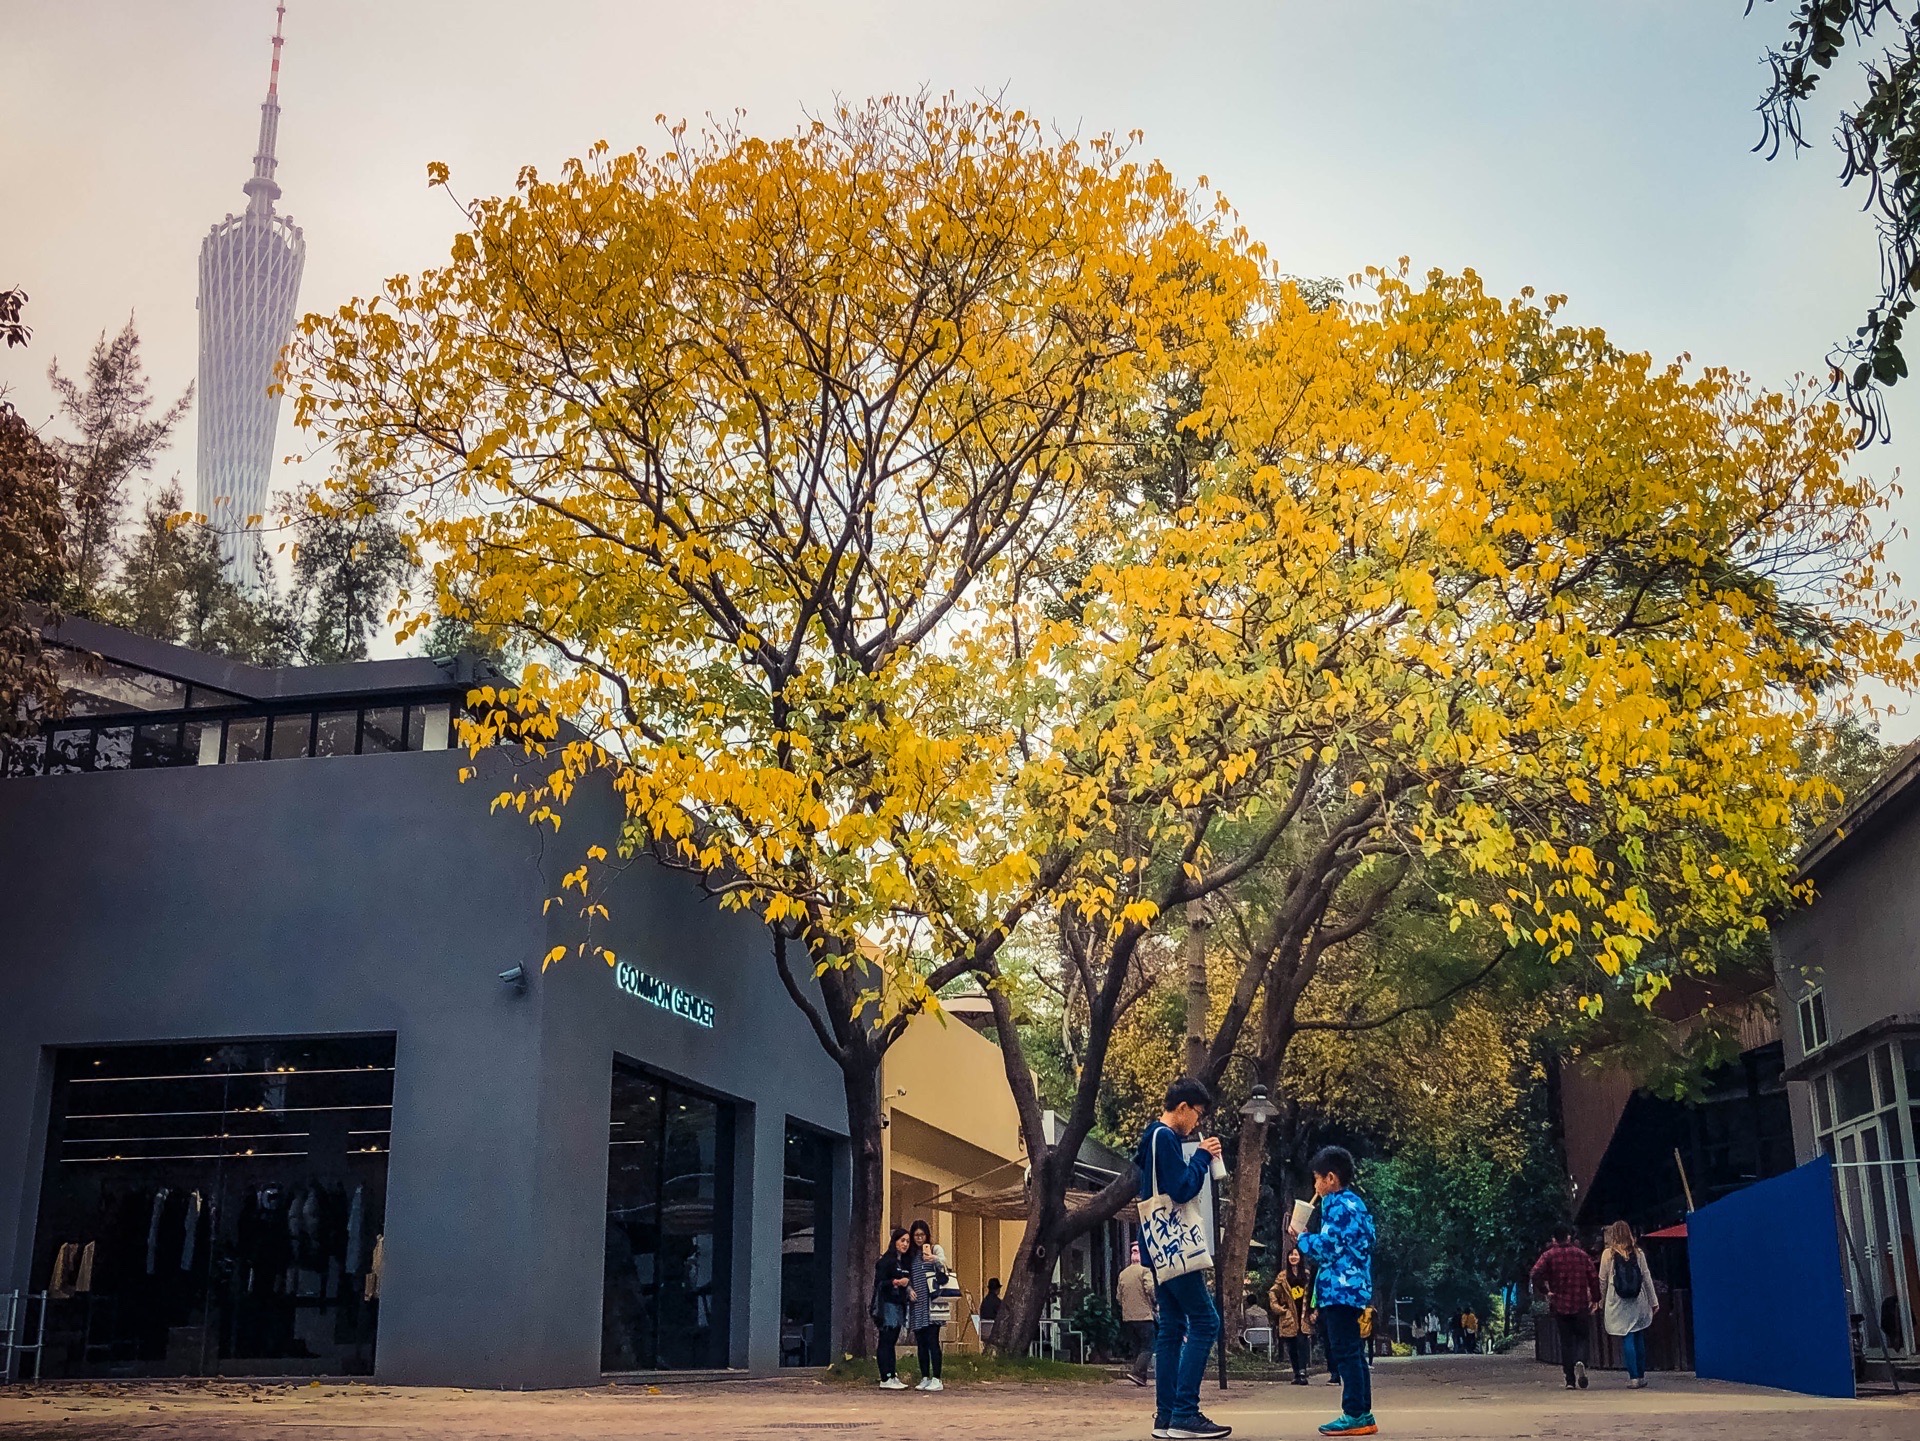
[1217,1083,1282,1391]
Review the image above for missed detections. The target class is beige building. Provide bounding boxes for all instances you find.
[880,1006,1029,1349]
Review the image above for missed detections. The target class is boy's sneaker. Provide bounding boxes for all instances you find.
[1318,1416,1378,1437]
[924,1377,943,1392]
[1168,1417,1231,1440]
[879,1376,907,1390]
[1152,1420,1172,1439]
[1574,1361,1589,1390]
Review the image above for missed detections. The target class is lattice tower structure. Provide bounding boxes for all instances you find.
[195,3,304,580]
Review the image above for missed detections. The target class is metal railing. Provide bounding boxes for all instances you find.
[1,1291,48,1383]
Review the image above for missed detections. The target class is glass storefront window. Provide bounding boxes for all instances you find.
[1876,1046,1899,1112]
[95,727,134,771]
[408,703,451,752]
[270,714,312,761]
[225,718,267,764]
[361,708,405,754]
[55,651,188,715]
[48,729,94,774]
[31,1036,394,1377]
[134,722,184,768]
[1837,1055,1877,1124]
[602,1061,734,1371]
[1814,1074,1834,1134]
[314,712,358,758]
[187,720,222,766]
[780,1124,834,1367]
[3,734,47,777]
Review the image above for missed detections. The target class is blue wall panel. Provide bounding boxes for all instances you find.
[1691,1155,1853,1398]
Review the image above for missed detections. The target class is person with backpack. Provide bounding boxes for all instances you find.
[1133,1076,1230,1441]
[1289,1145,1379,1438]
[1597,1220,1659,1387]
[1529,1225,1600,1390]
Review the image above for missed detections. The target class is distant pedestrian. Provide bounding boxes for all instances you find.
[979,1277,1003,1327]
[1597,1221,1658,1388]
[871,1227,914,1389]
[1424,1310,1442,1355]
[1117,1243,1158,1387]
[1291,1144,1379,1437]
[1269,1248,1314,1384]
[1461,1307,1480,1353]
[906,1219,950,1391]
[1410,1314,1427,1355]
[1530,1224,1600,1390]
[1133,1076,1231,1440]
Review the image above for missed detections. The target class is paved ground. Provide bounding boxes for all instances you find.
[0,1352,1915,1440]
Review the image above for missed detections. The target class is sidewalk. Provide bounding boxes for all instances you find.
[0,1352,1913,1440]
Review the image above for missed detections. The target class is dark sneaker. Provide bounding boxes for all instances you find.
[1327,1371,1341,1383]
[1575,1361,1589,1390]
[1318,1416,1378,1436]
[1152,1420,1171,1439]
[1168,1416,1232,1440]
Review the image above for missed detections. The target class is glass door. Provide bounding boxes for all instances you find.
[601,1060,734,1371]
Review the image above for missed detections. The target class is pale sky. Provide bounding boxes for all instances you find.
[3,0,1916,731]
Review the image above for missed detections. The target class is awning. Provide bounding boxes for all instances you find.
[1645,1223,1687,1239]
[930,1185,1138,1225]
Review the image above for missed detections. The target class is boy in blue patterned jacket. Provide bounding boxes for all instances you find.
[1291,1146,1378,1436]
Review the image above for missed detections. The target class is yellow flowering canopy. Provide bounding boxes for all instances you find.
[292,97,1267,1001]
[1027,266,1916,1008]
[292,96,1912,1016]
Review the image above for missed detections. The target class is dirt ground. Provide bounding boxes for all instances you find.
[1,1351,1915,1440]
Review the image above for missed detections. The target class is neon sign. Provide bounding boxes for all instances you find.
[615,961,716,1029]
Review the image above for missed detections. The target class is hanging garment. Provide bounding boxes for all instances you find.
[363,1234,384,1301]
[49,1241,80,1298]
[180,1191,202,1271]
[345,1186,365,1274]
[75,1241,96,1293]
[147,1189,170,1275]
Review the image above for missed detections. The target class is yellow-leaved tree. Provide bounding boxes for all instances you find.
[966,266,1914,1352]
[289,96,1267,1353]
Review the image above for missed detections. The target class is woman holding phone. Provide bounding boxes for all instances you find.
[906,1218,951,1390]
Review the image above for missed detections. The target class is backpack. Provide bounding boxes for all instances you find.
[1612,1251,1643,1301]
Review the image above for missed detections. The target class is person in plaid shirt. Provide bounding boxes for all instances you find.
[1530,1225,1601,1389]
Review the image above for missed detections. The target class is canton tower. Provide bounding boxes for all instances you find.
[196,3,305,580]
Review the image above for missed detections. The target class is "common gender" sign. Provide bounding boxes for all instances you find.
[614,961,716,1029]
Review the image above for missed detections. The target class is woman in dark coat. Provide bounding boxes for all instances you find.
[870,1227,915,1388]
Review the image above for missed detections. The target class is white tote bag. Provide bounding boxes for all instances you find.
[1138,1124,1213,1279]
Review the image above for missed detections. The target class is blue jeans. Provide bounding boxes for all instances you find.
[1153,1270,1220,1423]
[1621,1328,1646,1380]
[1320,1303,1372,1419]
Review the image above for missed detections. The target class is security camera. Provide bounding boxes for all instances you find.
[499,964,527,991]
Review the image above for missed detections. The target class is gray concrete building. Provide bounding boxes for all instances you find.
[0,618,848,1386]
[1773,741,1920,1364]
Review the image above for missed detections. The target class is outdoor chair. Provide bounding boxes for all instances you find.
[1241,1324,1275,1360]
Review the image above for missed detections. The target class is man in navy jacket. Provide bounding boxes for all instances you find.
[1133,1077,1229,1441]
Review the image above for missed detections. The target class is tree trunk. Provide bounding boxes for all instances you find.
[992,1181,1067,1358]
[840,1059,884,1358]
[1218,1110,1269,1307]
[1183,902,1210,1079]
